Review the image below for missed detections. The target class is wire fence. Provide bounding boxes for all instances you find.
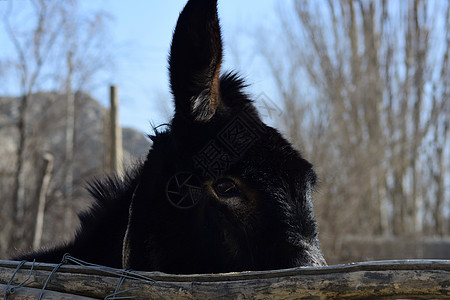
[1,255,449,299]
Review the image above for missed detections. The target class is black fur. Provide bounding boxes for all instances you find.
[13,0,326,273]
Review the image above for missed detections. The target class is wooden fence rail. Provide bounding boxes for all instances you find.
[1,259,449,299]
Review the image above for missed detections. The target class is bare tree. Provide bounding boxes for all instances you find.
[255,0,449,262]
[1,0,64,249]
[0,0,113,255]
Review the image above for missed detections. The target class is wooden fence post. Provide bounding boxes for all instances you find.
[106,85,123,176]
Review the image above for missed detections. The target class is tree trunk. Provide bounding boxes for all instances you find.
[64,51,75,236]
[33,153,54,250]
[9,94,29,248]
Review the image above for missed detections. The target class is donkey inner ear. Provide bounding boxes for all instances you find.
[169,0,223,122]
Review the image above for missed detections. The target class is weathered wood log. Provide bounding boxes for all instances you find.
[0,259,449,299]
[0,283,97,300]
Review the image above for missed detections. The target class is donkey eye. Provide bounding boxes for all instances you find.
[213,179,240,197]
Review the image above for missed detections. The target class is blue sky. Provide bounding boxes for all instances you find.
[0,0,282,134]
[82,0,280,134]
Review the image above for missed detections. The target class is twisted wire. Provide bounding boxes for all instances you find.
[3,260,36,300]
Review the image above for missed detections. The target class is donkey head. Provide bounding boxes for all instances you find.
[122,0,326,273]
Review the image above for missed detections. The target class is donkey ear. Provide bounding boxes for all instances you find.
[169,0,223,122]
